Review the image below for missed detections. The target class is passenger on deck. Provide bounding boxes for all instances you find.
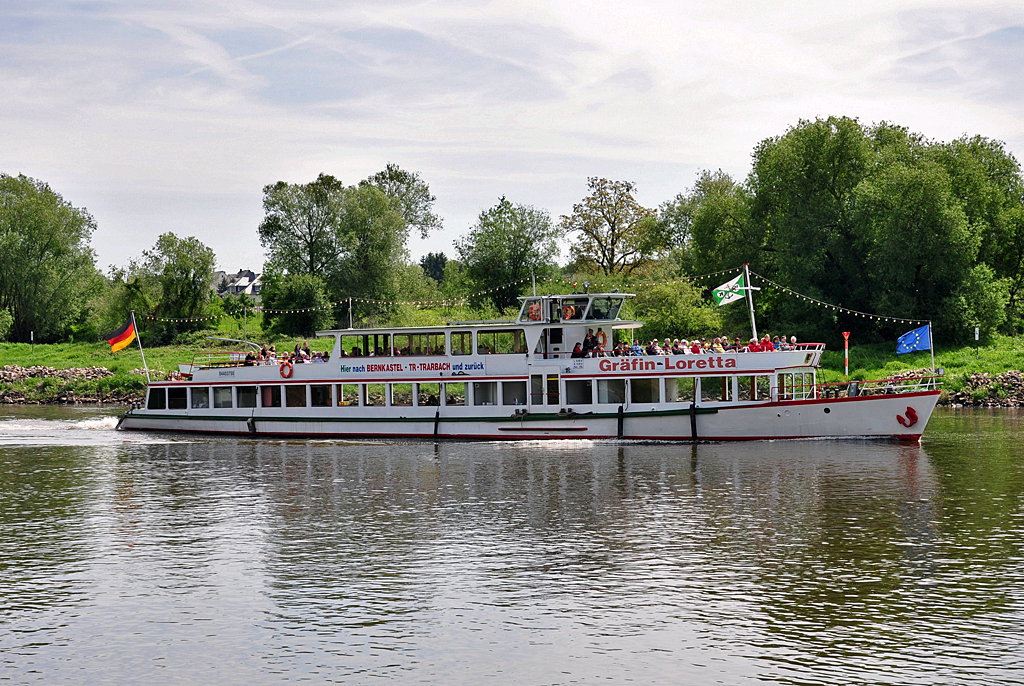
[571,342,585,358]
[761,335,775,352]
[690,339,701,354]
[773,335,782,350]
[748,338,761,352]
[790,335,798,348]
[583,329,596,355]
[712,337,726,353]
[630,341,644,356]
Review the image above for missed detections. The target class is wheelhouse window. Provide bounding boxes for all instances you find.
[311,385,332,407]
[167,387,187,410]
[147,388,166,410]
[700,376,732,403]
[476,329,527,354]
[587,297,623,321]
[237,386,257,408]
[451,331,472,355]
[520,298,542,322]
[213,387,233,408]
[261,385,282,408]
[559,297,588,321]
[190,387,209,409]
[394,332,445,356]
[565,379,593,405]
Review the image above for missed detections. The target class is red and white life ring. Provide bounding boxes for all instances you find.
[528,302,542,320]
[279,361,294,378]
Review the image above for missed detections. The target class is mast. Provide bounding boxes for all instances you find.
[744,264,758,341]
[131,310,150,383]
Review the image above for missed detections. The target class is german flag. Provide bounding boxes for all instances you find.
[105,317,136,353]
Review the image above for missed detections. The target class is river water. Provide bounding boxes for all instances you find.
[0,407,1021,685]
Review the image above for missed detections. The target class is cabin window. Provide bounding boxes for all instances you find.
[631,378,659,404]
[700,376,732,403]
[587,297,622,320]
[736,375,771,401]
[417,383,440,406]
[190,387,209,409]
[262,385,282,408]
[311,385,332,407]
[284,385,306,407]
[147,387,166,410]
[451,332,472,356]
[391,383,413,406]
[335,384,358,406]
[665,377,695,403]
[502,381,527,406]
[214,387,233,408]
[473,381,498,405]
[167,387,187,410]
[597,379,626,404]
[394,332,445,356]
[237,387,257,408]
[565,379,593,405]
[445,382,466,406]
[476,329,528,355]
[363,383,385,406]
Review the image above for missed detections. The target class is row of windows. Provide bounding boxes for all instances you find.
[147,373,815,410]
[334,329,528,357]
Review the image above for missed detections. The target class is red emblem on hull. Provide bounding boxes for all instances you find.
[896,407,918,427]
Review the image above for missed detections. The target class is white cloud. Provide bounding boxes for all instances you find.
[2,0,1024,271]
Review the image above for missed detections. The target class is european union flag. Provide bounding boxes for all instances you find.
[896,324,930,354]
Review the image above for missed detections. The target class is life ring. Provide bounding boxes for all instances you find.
[279,361,293,378]
[562,305,575,320]
[528,302,541,320]
[596,331,607,348]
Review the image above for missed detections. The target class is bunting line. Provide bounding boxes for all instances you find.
[750,272,927,325]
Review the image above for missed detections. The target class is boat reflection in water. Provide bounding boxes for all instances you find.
[2,407,1022,684]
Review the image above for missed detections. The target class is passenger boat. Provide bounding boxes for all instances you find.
[118,292,941,441]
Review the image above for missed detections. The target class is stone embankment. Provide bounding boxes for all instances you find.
[0,365,142,404]
[945,370,1024,408]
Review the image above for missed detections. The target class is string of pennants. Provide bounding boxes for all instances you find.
[142,265,919,325]
[749,272,927,325]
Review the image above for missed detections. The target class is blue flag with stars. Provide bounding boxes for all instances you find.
[896,325,930,354]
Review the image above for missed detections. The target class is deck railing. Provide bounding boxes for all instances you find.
[816,374,942,399]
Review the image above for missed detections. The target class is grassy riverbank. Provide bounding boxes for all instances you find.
[0,336,1020,404]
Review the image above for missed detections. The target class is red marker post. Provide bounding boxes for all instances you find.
[843,331,851,377]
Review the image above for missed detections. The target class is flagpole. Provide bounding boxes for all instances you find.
[132,310,150,383]
[744,264,758,341]
[928,320,935,381]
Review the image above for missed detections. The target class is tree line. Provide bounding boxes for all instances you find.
[2,116,1023,347]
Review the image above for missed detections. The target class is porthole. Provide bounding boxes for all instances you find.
[824,407,831,414]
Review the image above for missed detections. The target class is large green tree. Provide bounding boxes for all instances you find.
[560,178,662,275]
[456,197,560,311]
[0,174,101,342]
[361,163,442,239]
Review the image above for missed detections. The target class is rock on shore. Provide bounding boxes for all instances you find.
[0,365,142,404]
[946,370,1024,408]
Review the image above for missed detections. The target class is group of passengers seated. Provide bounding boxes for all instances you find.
[571,333,799,357]
[243,341,331,366]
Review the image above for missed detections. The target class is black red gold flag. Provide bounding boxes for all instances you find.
[105,318,136,353]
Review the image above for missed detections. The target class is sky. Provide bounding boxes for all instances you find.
[4,0,1024,273]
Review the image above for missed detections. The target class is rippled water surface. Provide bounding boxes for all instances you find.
[1,406,1022,684]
